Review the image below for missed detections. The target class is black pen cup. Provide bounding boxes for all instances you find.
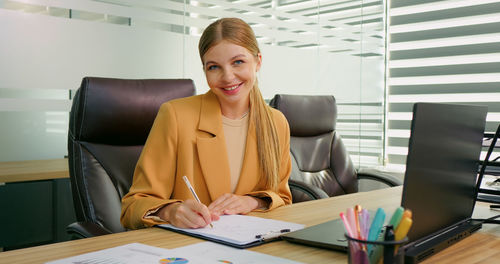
[345,233,408,264]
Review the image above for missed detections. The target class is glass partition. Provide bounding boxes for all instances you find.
[0,0,386,168]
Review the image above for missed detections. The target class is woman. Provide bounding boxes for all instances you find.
[121,18,292,229]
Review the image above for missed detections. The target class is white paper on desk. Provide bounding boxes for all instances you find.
[45,243,185,264]
[170,241,303,264]
[45,242,303,264]
[159,214,304,246]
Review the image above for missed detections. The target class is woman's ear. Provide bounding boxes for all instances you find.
[256,53,262,72]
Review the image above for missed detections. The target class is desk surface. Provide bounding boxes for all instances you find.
[0,186,499,264]
[0,158,69,183]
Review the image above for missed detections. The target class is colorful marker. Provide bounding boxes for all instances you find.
[346,207,359,239]
[394,215,413,253]
[360,209,370,240]
[340,212,358,251]
[388,207,404,230]
[367,208,385,253]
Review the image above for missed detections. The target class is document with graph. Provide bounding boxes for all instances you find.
[158,214,304,248]
[46,242,303,264]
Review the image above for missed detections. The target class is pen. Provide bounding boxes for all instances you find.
[182,175,213,228]
[368,230,385,264]
[354,205,363,240]
[340,212,355,238]
[384,225,395,264]
[360,209,370,240]
[340,212,358,251]
[346,208,359,239]
[255,229,290,240]
[354,248,370,264]
[354,205,368,252]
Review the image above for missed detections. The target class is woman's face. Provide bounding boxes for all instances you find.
[203,40,261,110]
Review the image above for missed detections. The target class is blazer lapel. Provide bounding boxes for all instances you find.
[234,114,261,194]
[196,91,231,201]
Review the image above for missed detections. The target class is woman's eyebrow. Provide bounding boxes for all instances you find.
[205,54,247,66]
[230,54,246,60]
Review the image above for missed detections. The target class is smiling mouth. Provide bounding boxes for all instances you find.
[223,83,241,91]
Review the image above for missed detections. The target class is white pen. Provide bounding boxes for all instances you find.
[182,175,213,228]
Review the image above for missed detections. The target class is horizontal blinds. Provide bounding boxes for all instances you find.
[337,103,385,167]
[387,0,500,168]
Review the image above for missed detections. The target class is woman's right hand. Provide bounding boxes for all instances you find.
[156,199,218,228]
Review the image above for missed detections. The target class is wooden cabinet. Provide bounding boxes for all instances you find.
[0,159,75,250]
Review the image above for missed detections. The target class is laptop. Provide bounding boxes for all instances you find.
[401,103,487,263]
[280,214,352,251]
[281,103,488,262]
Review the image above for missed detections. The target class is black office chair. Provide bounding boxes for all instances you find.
[269,94,402,203]
[67,77,195,238]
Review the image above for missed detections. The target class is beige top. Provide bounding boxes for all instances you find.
[222,113,249,193]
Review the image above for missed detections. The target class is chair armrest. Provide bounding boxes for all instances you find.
[289,179,329,203]
[67,221,112,239]
[357,168,404,187]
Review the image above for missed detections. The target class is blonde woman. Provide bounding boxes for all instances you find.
[121,18,292,229]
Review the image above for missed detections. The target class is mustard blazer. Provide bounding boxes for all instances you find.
[121,91,292,229]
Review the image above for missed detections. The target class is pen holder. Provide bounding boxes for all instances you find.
[345,233,408,264]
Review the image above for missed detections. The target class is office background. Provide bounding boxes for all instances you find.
[1,0,500,254]
[1,0,499,172]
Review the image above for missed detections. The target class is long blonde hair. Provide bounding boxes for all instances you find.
[198,18,281,191]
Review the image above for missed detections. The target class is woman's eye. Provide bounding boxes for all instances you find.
[207,65,218,71]
[234,60,244,65]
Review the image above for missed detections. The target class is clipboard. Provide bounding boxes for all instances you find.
[157,214,305,249]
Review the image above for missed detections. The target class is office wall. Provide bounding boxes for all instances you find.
[0,0,386,167]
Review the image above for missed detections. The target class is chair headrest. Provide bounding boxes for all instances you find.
[69,77,195,145]
[269,94,337,137]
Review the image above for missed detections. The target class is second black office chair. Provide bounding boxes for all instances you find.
[269,94,402,203]
[67,77,195,238]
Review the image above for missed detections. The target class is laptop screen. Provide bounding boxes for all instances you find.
[401,103,487,243]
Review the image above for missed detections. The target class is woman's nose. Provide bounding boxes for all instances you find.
[221,68,235,82]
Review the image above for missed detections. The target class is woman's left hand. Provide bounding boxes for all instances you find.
[208,194,263,216]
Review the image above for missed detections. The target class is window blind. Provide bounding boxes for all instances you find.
[387,0,500,169]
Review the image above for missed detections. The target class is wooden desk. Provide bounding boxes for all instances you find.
[0,159,69,183]
[0,187,498,263]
